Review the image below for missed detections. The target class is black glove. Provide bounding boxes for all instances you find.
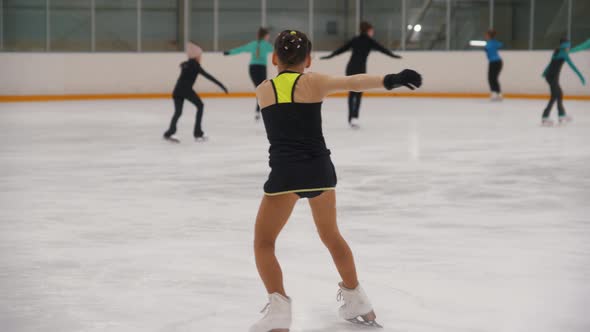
[384,69,422,90]
[223,51,230,56]
[319,55,332,60]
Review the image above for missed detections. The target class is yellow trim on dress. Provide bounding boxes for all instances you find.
[264,187,335,196]
[272,72,301,103]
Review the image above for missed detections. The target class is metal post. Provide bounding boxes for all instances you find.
[91,0,95,51]
[261,0,266,27]
[213,0,218,51]
[355,0,360,34]
[446,0,450,50]
[355,0,361,34]
[0,0,4,51]
[489,0,494,28]
[387,19,392,48]
[184,0,189,50]
[401,0,406,50]
[46,0,50,51]
[137,0,142,52]
[308,0,313,41]
[567,0,572,41]
[529,0,534,49]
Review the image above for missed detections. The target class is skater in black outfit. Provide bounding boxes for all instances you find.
[321,22,402,128]
[164,42,228,142]
[249,29,422,331]
[541,38,585,126]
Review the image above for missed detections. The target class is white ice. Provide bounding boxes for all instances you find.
[1,97,589,332]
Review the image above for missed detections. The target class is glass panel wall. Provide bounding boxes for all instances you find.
[406,0,447,50]
[4,0,590,53]
[361,0,402,50]
[191,0,214,50]
[493,0,531,50]
[0,0,2,50]
[142,0,181,51]
[450,0,489,50]
[218,0,261,50]
[314,0,355,51]
[533,0,568,50]
[572,0,590,46]
[95,0,137,51]
[267,0,308,38]
[50,0,91,51]
[4,0,46,51]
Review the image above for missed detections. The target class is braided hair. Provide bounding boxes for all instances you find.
[256,27,269,58]
[274,30,312,66]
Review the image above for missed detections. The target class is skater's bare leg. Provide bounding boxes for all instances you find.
[254,193,299,298]
[308,191,359,290]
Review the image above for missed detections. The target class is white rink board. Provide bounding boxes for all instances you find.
[1,97,590,332]
[1,51,589,96]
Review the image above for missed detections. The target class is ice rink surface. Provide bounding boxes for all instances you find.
[1,97,589,332]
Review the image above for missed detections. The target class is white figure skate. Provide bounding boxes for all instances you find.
[249,293,291,332]
[541,118,554,127]
[558,115,573,125]
[349,117,360,129]
[490,92,503,102]
[163,134,181,143]
[337,282,382,328]
[194,133,209,142]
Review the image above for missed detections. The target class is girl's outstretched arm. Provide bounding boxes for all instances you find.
[314,70,422,98]
[565,54,586,85]
[571,38,590,53]
[370,38,402,59]
[320,39,353,60]
[199,67,229,93]
[224,41,254,56]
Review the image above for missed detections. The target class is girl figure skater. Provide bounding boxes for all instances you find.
[320,21,402,128]
[484,29,503,101]
[250,30,422,332]
[163,42,228,142]
[224,27,273,120]
[541,38,586,126]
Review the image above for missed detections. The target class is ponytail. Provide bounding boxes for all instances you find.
[256,27,269,59]
[256,40,261,58]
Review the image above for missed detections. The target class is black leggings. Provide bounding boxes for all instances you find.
[164,92,204,137]
[249,64,267,113]
[488,60,503,93]
[542,77,565,118]
[348,92,363,121]
[346,64,366,122]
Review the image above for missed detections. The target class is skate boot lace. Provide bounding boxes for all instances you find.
[336,289,343,302]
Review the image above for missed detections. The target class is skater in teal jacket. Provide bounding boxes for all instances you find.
[224,28,273,119]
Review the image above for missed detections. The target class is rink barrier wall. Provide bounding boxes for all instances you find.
[1,92,589,103]
[0,51,589,101]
